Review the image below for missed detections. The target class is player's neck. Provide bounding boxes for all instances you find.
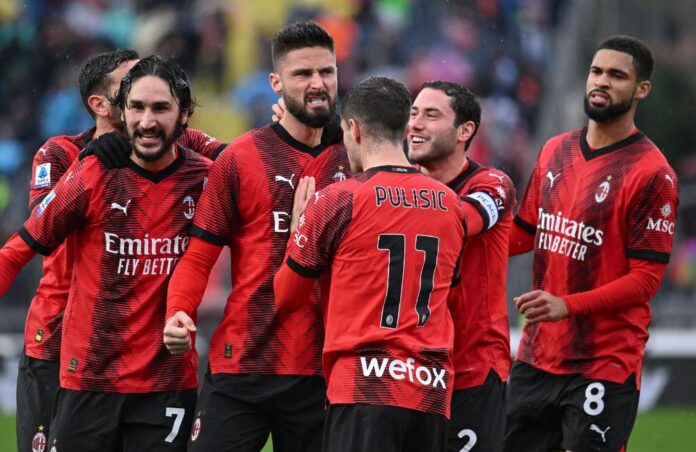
[362,142,411,170]
[279,114,323,148]
[420,148,468,184]
[586,113,637,149]
[130,145,178,172]
[93,117,120,138]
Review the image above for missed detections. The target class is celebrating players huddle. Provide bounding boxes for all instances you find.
[0,20,678,452]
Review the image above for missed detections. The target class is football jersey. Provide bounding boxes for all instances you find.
[23,128,221,363]
[514,127,679,387]
[287,166,466,417]
[191,121,349,376]
[448,160,516,390]
[25,129,93,361]
[20,147,210,392]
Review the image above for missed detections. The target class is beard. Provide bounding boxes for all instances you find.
[583,90,633,122]
[284,90,336,128]
[130,119,184,162]
[408,130,458,166]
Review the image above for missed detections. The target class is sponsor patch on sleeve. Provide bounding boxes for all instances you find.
[36,190,56,217]
[34,163,52,189]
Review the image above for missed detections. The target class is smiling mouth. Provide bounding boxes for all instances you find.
[410,136,428,145]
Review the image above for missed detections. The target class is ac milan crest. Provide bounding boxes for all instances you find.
[31,429,47,452]
[191,415,202,441]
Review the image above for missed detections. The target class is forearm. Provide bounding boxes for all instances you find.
[273,259,316,313]
[509,221,535,256]
[564,259,666,316]
[0,233,36,297]
[166,236,222,318]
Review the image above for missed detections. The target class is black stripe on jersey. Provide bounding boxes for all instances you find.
[28,194,46,212]
[579,127,645,161]
[190,225,228,247]
[127,144,187,183]
[210,143,228,161]
[18,227,53,256]
[461,196,491,231]
[447,159,481,193]
[286,256,322,278]
[627,249,670,263]
[514,215,536,235]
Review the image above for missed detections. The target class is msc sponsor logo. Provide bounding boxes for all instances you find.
[646,203,675,235]
[360,356,447,389]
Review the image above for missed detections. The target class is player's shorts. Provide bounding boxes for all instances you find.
[47,387,196,452]
[16,351,60,452]
[504,360,640,452]
[448,369,506,452]
[322,403,448,452]
[188,372,326,452]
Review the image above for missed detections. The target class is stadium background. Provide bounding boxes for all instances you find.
[0,0,694,450]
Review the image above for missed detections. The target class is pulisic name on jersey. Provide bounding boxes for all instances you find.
[374,186,448,211]
[104,232,189,276]
[536,208,604,261]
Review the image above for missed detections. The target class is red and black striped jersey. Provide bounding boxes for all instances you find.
[20,147,210,392]
[514,127,679,386]
[287,166,465,417]
[25,129,93,361]
[447,160,516,390]
[191,121,349,377]
[23,128,221,363]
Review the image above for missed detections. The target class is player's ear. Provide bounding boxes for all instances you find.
[87,94,110,118]
[457,120,476,145]
[348,118,361,144]
[634,79,651,101]
[269,72,283,95]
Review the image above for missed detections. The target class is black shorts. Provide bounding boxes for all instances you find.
[323,403,447,452]
[448,370,506,452]
[16,351,60,452]
[504,361,640,452]
[188,372,326,452]
[47,388,197,452]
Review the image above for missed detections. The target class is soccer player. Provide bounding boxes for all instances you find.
[408,81,516,452]
[12,48,224,451]
[0,55,210,451]
[505,36,679,451]
[163,21,349,452]
[273,76,466,452]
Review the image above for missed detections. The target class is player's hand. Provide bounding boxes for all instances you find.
[514,290,569,324]
[79,132,131,168]
[272,97,286,122]
[290,176,316,233]
[163,311,197,355]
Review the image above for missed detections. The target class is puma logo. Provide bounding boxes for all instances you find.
[665,174,675,188]
[590,424,610,443]
[275,174,295,189]
[489,173,505,183]
[313,191,323,204]
[38,147,47,156]
[111,200,131,215]
[546,170,560,188]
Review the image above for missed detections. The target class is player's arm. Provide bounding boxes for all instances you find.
[29,138,73,211]
[0,233,37,297]
[515,259,666,323]
[509,220,535,255]
[178,128,227,160]
[460,169,517,237]
[164,237,222,354]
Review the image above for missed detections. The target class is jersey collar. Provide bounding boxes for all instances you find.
[128,144,187,183]
[579,127,645,161]
[271,115,343,157]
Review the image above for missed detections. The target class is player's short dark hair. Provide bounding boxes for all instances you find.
[271,21,334,71]
[596,35,654,81]
[421,81,481,150]
[115,55,196,125]
[342,76,412,143]
[78,48,140,119]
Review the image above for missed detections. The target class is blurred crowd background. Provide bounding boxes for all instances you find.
[0,0,695,333]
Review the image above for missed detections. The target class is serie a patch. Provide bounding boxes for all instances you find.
[34,163,52,189]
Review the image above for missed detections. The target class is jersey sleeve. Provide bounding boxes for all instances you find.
[178,128,226,160]
[20,158,92,255]
[286,185,354,278]
[626,166,679,262]
[462,168,517,231]
[190,146,239,245]
[514,147,544,234]
[29,138,76,210]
